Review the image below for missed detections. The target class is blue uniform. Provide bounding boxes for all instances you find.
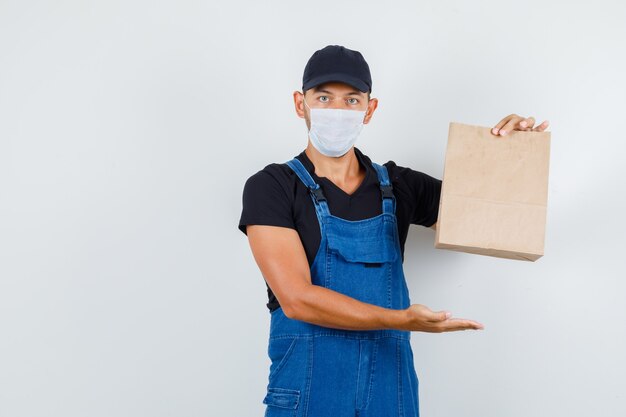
[263,157,419,417]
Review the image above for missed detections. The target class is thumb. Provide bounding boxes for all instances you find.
[427,309,452,322]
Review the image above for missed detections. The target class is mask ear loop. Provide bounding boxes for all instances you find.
[302,93,313,136]
[302,92,311,111]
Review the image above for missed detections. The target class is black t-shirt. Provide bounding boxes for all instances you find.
[238,147,442,312]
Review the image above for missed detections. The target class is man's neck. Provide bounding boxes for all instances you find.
[304,143,363,185]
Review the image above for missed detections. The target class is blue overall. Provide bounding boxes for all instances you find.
[262,157,419,417]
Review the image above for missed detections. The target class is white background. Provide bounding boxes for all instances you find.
[1,1,625,416]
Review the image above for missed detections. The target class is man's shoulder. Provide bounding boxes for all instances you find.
[239,160,299,236]
[381,159,401,177]
[376,158,442,199]
[380,158,438,181]
[244,160,292,185]
[255,161,289,176]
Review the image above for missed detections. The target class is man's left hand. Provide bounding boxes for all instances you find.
[491,114,549,136]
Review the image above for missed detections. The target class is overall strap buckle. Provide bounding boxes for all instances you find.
[310,186,327,203]
[380,184,394,200]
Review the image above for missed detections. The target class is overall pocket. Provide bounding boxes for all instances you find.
[263,387,300,417]
[325,219,398,264]
[325,219,398,308]
[264,337,310,416]
[267,337,298,381]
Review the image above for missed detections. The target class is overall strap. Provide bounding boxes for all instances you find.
[371,162,396,215]
[285,158,331,218]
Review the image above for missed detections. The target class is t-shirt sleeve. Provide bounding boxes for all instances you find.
[385,161,442,227]
[238,168,295,236]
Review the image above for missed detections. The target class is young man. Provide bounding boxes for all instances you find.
[238,45,549,417]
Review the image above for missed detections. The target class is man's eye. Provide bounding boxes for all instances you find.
[348,98,358,104]
[319,96,329,102]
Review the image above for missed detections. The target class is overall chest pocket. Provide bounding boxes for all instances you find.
[323,217,399,308]
[325,219,398,264]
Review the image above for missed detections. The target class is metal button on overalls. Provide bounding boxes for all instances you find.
[262,157,419,417]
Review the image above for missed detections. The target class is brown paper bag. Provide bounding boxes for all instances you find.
[434,121,551,261]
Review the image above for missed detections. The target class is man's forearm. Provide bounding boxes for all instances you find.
[286,284,409,331]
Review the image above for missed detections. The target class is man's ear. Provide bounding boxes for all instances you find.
[294,90,306,119]
[363,97,378,124]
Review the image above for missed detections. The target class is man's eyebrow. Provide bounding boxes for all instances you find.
[313,87,364,96]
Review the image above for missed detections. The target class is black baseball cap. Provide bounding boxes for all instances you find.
[302,45,372,94]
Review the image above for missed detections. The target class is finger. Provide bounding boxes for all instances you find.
[442,318,484,331]
[532,120,550,132]
[519,116,536,130]
[492,114,516,135]
[424,309,452,322]
[499,116,522,136]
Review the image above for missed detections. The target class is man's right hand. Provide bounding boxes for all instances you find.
[401,304,484,332]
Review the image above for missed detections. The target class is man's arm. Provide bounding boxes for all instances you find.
[245,225,483,332]
[246,225,407,331]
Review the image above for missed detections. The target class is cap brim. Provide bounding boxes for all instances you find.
[302,72,370,93]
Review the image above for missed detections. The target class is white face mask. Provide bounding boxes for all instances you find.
[303,95,367,157]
